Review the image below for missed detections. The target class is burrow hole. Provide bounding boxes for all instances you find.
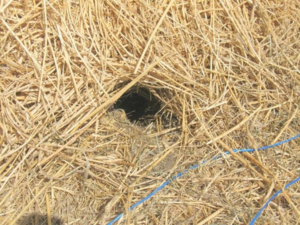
[113,84,161,124]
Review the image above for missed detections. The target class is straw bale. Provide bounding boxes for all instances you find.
[0,0,299,224]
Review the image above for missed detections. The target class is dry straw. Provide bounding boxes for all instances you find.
[0,0,299,224]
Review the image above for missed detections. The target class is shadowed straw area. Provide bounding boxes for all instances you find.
[0,0,300,224]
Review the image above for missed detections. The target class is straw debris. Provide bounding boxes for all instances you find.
[0,0,299,224]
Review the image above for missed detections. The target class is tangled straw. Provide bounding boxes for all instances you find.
[108,134,300,225]
[249,175,300,225]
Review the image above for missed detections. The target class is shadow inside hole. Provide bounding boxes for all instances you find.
[17,213,63,225]
[114,85,161,123]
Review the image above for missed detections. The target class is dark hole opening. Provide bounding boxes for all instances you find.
[114,85,161,123]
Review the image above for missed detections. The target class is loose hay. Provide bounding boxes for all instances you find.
[0,0,300,224]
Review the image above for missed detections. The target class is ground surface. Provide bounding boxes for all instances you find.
[0,0,300,224]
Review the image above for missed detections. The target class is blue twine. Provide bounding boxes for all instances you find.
[108,134,300,225]
[249,176,300,225]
